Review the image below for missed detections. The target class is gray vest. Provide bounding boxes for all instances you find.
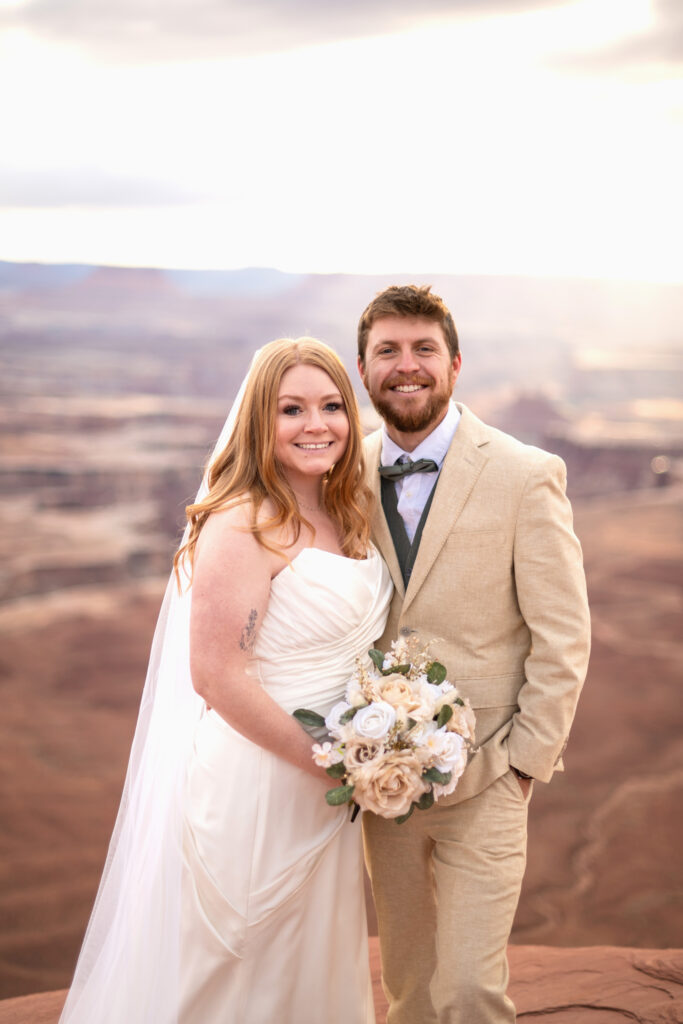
[380,476,438,589]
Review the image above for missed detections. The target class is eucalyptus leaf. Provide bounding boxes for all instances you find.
[455,697,464,706]
[423,767,452,785]
[427,662,447,685]
[395,803,415,825]
[437,704,453,728]
[293,708,326,729]
[417,789,435,811]
[340,705,359,724]
[385,663,410,676]
[326,761,347,779]
[368,648,385,670]
[406,717,418,731]
[325,784,355,806]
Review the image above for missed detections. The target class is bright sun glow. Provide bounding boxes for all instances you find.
[0,0,680,281]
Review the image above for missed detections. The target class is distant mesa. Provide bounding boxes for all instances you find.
[69,265,173,295]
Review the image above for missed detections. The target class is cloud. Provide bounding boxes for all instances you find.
[551,0,683,78]
[0,167,201,207]
[0,0,573,63]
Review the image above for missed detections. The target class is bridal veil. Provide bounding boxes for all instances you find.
[59,356,258,1024]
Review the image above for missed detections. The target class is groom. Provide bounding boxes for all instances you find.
[357,285,591,1024]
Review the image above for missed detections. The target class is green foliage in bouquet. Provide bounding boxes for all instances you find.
[294,635,477,824]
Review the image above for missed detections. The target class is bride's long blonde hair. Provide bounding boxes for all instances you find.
[174,337,372,581]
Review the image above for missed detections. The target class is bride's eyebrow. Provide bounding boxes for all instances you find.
[278,392,343,402]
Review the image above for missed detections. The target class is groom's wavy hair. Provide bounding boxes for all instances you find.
[357,284,459,365]
[175,337,372,581]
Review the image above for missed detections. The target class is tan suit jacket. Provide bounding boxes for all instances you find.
[364,403,591,804]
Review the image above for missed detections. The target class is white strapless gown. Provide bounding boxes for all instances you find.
[178,546,392,1024]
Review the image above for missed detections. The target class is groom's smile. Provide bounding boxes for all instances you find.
[359,315,461,451]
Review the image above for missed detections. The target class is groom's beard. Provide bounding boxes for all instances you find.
[368,370,455,435]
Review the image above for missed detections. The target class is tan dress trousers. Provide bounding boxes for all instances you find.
[363,769,532,1024]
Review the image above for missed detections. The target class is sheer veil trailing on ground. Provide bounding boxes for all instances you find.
[59,358,259,1024]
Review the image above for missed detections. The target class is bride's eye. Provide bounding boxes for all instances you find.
[324,401,345,413]
[281,404,301,416]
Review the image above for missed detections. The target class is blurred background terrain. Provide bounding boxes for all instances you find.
[1,261,682,998]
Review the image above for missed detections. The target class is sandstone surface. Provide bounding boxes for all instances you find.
[2,944,683,1024]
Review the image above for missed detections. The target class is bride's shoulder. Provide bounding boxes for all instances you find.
[202,496,252,533]
[195,498,261,561]
[195,497,286,575]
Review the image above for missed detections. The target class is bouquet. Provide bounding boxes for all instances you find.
[294,634,476,824]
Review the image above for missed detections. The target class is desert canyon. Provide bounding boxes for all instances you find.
[1,263,682,1021]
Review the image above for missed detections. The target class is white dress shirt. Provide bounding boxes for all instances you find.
[380,401,461,542]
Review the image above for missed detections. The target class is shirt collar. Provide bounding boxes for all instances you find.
[381,401,461,468]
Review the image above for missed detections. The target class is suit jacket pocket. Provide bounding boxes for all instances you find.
[447,528,505,551]
[456,672,524,709]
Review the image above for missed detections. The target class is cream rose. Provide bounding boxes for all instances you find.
[353,750,428,819]
[377,674,422,714]
[446,701,477,743]
[411,681,439,721]
[343,736,383,771]
[352,700,396,740]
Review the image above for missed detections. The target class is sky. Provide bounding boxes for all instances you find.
[0,0,681,280]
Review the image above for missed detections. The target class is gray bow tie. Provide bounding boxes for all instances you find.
[378,458,439,480]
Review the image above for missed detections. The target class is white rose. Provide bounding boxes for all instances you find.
[325,701,352,738]
[430,731,468,800]
[408,720,438,746]
[423,727,466,774]
[352,700,397,740]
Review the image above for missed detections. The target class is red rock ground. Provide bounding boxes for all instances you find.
[2,943,683,1023]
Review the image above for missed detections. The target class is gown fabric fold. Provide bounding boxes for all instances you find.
[178,546,392,1023]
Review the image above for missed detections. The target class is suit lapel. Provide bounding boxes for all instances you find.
[364,430,405,598]
[402,405,490,613]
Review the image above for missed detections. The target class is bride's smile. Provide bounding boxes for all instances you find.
[275,363,350,487]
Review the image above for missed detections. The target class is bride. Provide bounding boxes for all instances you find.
[59,338,392,1023]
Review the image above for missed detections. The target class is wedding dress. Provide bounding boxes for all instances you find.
[178,545,392,1023]
[59,345,392,1024]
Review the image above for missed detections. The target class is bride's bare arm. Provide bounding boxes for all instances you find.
[189,505,328,782]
